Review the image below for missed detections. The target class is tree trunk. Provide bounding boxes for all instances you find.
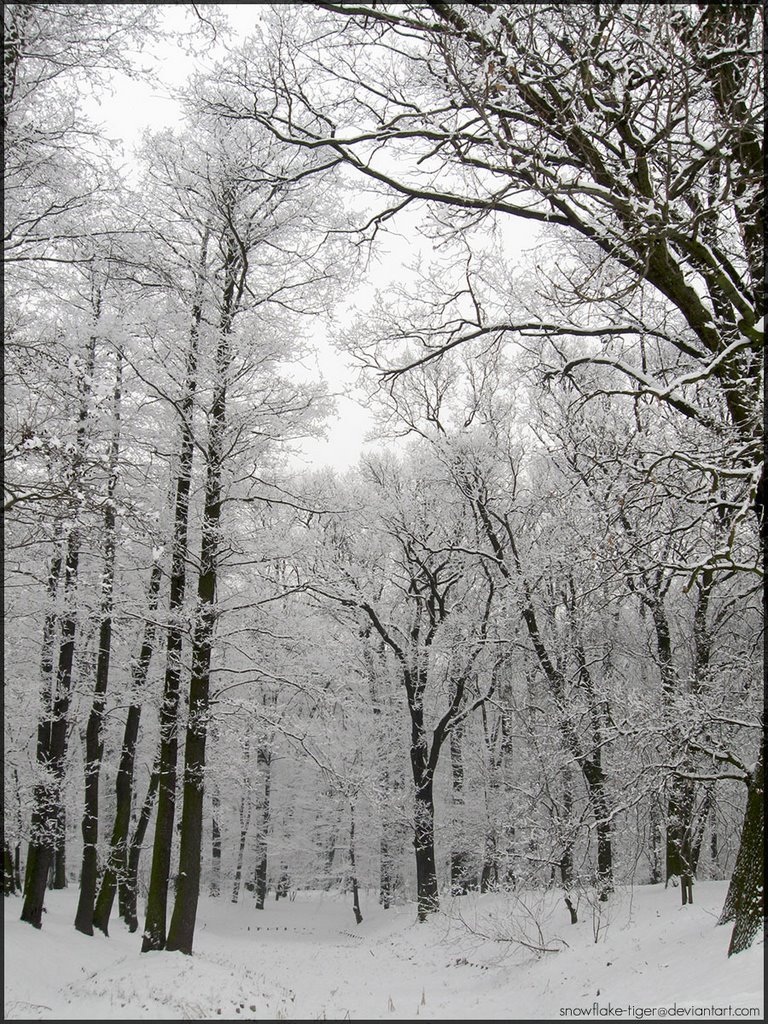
[94,556,163,935]
[583,758,613,901]
[4,844,16,895]
[450,724,474,894]
[166,238,238,955]
[349,804,363,924]
[75,347,122,935]
[211,787,222,898]
[231,793,251,904]
[379,829,392,909]
[51,807,67,889]
[21,528,81,927]
[121,762,160,933]
[413,782,439,922]
[22,321,99,928]
[253,747,272,910]
[649,796,664,884]
[142,228,208,952]
[719,731,764,956]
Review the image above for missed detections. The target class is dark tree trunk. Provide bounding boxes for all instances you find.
[21,528,81,927]
[230,780,251,903]
[142,228,208,952]
[580,757,613,901]
[649,596,697,905]
[413,783,439,922]
[379,830,392,909]
[450,725,474,894]
[4,844,16,895]
[480,704,510,892]
[649,796,664,884]
[573,625,614,901]
[75,348,122,935]
[717,468,764,953]
[211,788,222,898]
[22,318,98,928]
[349,805,363,925]
[480,832,498,893]
[51,808,67,889]
[253,747,271,909]
[719,731,764,956]
[560,772,577,923]
[94,557,162,935]
[122,763,160,933]
[166,238,239,955]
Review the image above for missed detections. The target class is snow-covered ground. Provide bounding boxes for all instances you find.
[4,882,763,1020]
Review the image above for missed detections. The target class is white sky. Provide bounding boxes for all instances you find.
[88,5,385,471]
[87,4,539,471]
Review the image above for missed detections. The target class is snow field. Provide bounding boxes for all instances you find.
[4,881,763,1020]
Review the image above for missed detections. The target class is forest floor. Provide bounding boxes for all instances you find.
[4,881,764,1020]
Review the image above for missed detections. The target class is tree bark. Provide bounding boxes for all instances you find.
[142,227,209,952]
[349,804,363,924]
[51,807,67,889]
[94,556,162,935]
[211,787,222,898]
[4,844,16,895]
[449,724,474,894]
[231,790,250,904]
[121,762,160,933]
[21,528,81,927]
[166,235,239,955]
[719,730,764,956]
[253,747,271,909]
[75,347,122,935]
[22,319,99,927]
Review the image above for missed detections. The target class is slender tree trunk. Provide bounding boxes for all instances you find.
[379,830,392,909]
[167,240,239,955]
[94,556,162,935]
[22,321,99,927]
[75,348,122,935]
[211,788,222,898]
[253,747,271,909]
[4,844,16,895]
[122,762,160,933]
[349,804,363,925]
[22,527,82,927]
[649,597,697,902]
[649,796,664,884]
[52,807,67,889]
[142,228,208,952]
[450,724,473,894]
[231,789,250,904]
[559,773,578,923]
[480,705,507,892]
